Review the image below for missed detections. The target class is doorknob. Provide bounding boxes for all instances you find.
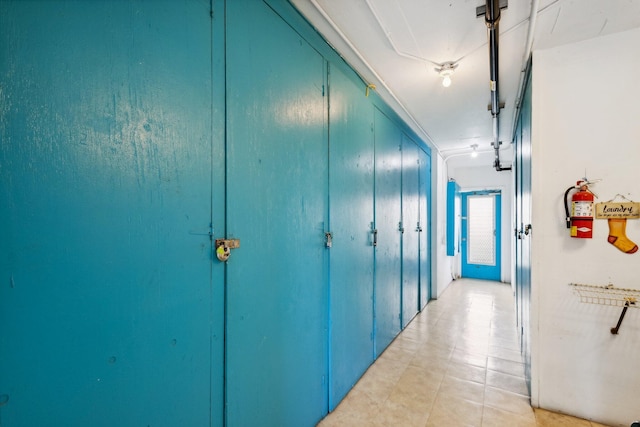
[215,239,240,262]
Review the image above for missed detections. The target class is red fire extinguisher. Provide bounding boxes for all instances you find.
[564,180,595,238]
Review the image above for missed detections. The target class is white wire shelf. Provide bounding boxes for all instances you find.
[569,283,639,334]
[569,283,639,307]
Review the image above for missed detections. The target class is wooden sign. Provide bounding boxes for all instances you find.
[595,202,640,219]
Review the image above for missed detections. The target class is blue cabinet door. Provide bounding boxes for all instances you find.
[0,2,215,426]
[225,2,329,426]
[419,149,432,308]
[373,109,403,356]
[327,64,375,410]
[401,136,420,327]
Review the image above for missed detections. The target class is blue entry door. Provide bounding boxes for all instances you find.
[461,191,502,281]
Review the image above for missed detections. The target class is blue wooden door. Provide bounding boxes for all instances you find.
[0,2,216,426]
[225,2,329,425]
[461,191,502,281]
[401,136,420,327]
[373,109,403,356]
[327,65,375,410]
[418,149,432,308]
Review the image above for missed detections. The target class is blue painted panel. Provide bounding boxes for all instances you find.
[401,136,420,327]
[327,65,375,410]
[225,1,328,425]
[0,2,215,426]
[447,181,461,256]
[461,191,502,281]
[373,109,402,356]
[419,149,432,308]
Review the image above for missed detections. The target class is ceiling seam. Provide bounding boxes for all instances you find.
[365,0,535,67]
[309,0,440,155]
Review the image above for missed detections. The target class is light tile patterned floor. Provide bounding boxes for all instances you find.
[317,279,611,427]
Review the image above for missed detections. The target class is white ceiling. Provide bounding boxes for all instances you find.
[289,0,640,169]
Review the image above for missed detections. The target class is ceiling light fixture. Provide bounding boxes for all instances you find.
[471,144,479,158]
[435,62,458,88]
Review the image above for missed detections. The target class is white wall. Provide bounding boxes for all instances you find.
[449,164,513,284]
[531,28,640,427]
[433,153,455,298]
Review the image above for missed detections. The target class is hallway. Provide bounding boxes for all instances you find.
[318,279,609,427]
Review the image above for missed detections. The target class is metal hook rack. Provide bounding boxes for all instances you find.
[569,283,640,334]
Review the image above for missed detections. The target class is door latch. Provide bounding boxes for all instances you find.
[215,239,240,262]
[325,232,333,248]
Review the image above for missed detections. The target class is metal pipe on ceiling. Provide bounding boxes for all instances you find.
[485,0,512,172]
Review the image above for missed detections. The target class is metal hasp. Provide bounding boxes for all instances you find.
[325,231,333,248]
[215,238,240,262]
